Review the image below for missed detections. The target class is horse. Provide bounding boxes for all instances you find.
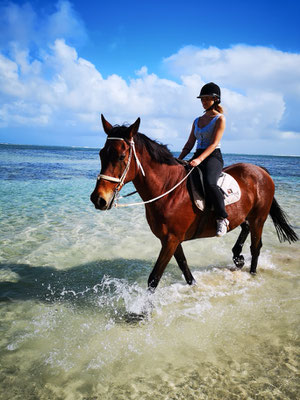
[90,115,298,291]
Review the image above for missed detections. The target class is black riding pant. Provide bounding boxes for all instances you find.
[193,148,228,219]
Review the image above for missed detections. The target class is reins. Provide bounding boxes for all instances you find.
[116,167,194,207]
[98,137,194,208]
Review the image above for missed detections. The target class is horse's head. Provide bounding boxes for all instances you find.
[90,115,141,210]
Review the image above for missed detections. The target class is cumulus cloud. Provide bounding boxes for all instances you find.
[0,1,299,153]
[164,45,300,92]
[164,45,300,144]
[0,34,199,146]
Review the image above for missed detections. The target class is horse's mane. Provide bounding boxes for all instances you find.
[108,125,178,166]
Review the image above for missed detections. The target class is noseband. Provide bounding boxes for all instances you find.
[97,137,145,193]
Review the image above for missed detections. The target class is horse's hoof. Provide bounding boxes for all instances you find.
[233,255,245,269]
[250,270,257,275]
[123,312,148,324]
[147,286,156,294]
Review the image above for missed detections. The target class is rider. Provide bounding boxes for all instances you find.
[178,82,229,237]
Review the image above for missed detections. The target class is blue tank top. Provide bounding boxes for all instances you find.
[194,115,221,149]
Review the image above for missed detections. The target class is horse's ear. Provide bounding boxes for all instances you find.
[128,117,140,139]
[101,114,113,135]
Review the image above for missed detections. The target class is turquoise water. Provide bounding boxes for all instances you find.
[0,144,299,399]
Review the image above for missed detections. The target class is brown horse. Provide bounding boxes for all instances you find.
[91,116,298,290]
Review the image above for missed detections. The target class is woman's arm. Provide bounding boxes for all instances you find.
[189,115,225,166]
[178,122,196,160]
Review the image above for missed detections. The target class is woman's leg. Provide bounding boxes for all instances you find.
[200,153,228,219]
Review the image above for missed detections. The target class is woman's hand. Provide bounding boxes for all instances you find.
[190,158,202,167]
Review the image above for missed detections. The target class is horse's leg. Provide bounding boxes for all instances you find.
[148,237,179,291]
[249,220,264,274]
[174,244,196,285]
[232,221,250,269]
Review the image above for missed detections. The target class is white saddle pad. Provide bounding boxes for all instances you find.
[195,172,241,211]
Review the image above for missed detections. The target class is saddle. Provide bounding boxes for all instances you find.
[188,167,241,211]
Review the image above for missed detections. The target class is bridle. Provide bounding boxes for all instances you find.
[97,137,145,206]
[98,137,145,187]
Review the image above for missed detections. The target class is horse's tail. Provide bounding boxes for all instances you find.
[269,197,298,243]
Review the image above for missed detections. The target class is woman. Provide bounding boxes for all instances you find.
[178,82,229,237]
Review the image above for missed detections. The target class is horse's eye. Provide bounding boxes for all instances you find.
[119,154,126,161]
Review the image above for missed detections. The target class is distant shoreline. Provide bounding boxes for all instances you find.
[0,142,299,158]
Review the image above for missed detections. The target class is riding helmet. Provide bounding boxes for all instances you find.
[197,82,221,102]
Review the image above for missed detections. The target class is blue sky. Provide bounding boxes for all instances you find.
[0,0,300,154]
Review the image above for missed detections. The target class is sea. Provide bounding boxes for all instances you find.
[0,143,299,400]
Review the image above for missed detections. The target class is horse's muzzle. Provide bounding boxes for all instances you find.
[90,191,114,211]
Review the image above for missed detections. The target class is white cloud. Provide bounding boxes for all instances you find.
[0,2,299,153]
[163,45,300,145]
[164,45,300,92]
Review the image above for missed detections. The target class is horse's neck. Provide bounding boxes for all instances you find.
[132,151,186,203]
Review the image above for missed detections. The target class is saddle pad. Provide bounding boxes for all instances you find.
[194,172,241,211]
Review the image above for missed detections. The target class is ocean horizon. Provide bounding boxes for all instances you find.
[1,142,300,158]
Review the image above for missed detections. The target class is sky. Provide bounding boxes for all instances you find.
[0,0,300,155]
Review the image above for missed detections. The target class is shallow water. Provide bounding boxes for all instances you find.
[0,145,299,399]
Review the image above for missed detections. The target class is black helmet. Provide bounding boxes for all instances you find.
[197,82,221,102]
